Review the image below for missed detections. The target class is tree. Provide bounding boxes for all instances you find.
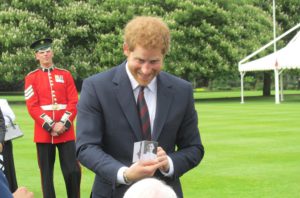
[0,7,49,90]
[1,0,297,92]
[165,0,273,88]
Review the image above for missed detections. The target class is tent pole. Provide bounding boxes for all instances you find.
[273,0,280,104]
[240,72,245,104]
[279,70,284,101]
[273,0,277,52]
[274,69,280,104]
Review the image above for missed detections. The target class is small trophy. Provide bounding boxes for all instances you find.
[132,140,158,163]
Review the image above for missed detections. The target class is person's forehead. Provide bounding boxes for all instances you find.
[36,48,52,54]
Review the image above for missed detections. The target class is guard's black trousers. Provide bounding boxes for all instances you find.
[36,141,81,198]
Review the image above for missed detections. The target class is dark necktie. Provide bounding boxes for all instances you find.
[137,86,151,140]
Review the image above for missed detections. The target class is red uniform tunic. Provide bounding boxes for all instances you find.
[24,67,78,144]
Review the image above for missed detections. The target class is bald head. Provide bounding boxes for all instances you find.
[123,178,177,198]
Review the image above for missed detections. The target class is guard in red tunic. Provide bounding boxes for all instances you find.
[24,38,81,198]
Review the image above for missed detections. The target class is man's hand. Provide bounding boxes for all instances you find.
[51,122,67,136]
[125,158,165,182]
[13,187,34,198]
[50,130,59,137]
[124,147,170,182]
[157,146,170,172]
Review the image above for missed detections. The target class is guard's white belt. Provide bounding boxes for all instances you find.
[41,104,67,110]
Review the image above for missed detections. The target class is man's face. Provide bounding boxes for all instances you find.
[35,49,54,67]
[124,44,164,86]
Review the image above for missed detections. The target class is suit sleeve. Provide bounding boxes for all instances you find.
[0,171,13,198]
[76,78,123,185]
[24,74,54,132]
[169,83,205,178]
[59,71,78,130]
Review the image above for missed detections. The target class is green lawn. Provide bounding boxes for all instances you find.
[6,91,300,197]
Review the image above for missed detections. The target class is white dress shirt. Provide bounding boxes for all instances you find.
[126,66,157,134]
[116,63,174,184]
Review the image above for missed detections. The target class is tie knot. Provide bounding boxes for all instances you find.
[139,86,145,93]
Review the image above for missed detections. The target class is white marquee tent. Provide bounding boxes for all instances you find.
[238,23,300,104]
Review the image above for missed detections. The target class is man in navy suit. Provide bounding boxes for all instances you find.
[76,16,204,198]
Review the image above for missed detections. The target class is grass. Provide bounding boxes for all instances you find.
[182,93,300,198]
[5,90,300,197]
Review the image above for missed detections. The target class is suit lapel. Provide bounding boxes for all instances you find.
[112,63,143,140]
[152,73,174,141]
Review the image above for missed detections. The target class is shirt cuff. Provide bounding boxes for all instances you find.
[117,166,130,185]
[60,111,72,130]
[159,156,174,177]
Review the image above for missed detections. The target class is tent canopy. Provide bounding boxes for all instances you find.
[238,23,300,104]
[239,31,300,72]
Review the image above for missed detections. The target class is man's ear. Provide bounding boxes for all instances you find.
[35,53,39,61]
[123,43,129,56]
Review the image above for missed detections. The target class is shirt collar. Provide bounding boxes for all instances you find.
[40,65,54,72]
[125,62,157,93]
